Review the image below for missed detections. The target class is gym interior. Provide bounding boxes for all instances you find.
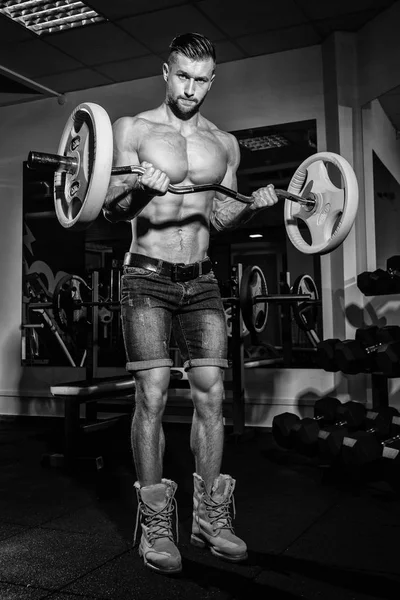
[1,1,400,598]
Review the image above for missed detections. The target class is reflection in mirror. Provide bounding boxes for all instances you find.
[211,119,322,367]
[21,119,322,369]
[372,83,400,267]
[362,86,400,272]
[373,152,400,267]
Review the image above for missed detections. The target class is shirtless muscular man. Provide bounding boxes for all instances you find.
[103,32,278,574]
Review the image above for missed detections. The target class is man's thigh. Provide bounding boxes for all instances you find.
[173,273,229,371]
[120,267,175,371]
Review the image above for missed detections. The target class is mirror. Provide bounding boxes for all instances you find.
[361,87,400,272]
[356,89,400,345]
[211,119,321,365]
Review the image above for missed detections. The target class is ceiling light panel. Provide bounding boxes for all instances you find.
[239,134,289,151]
[0,0,105,35]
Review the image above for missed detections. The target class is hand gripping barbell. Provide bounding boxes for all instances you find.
[27,102,359,255]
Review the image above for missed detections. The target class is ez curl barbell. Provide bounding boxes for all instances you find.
[27,102,359,255]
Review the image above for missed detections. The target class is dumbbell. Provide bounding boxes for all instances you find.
[334,326,400,374]
[272,396,341,450]
[374,341,400,377]
[357,257,400,296]
[296,400,370,457]
[317,401,369,459]
[334,325,378,374]
[380,427,400,491]
[341,407,400,467]
[386,255,400,273]
[315,339,341,372]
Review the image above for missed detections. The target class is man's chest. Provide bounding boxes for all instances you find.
[138,129,228,185]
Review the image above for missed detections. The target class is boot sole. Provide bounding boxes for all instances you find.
[190,534,248,563]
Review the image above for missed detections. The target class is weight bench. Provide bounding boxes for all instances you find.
[45,369,185,469]
[45,375,136,469]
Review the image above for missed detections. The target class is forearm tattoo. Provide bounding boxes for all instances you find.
[210,198,255,232]
[103,182,152,223]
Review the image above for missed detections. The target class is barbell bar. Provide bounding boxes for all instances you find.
[223,293,313,304]
[29,300,119,309]
[223,292,314,338]
[26,102,359,255]
[28,150,316,209]
[27,265,318,338]
[29,291,310,318]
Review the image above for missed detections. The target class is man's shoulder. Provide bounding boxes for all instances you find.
[113,105,164,130]
[135,106,164,126]
[113,112,155,133]
[205,121,239,161]
[205,119,238,148]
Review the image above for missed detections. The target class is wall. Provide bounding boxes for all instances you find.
[373,153,400,269]
[357,0,400,106]
[0,45,328,418]
[362,99,400,272]
[320,8,400,410]
[360,99,400,408]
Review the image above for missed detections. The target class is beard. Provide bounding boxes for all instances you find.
[167,93,204,121]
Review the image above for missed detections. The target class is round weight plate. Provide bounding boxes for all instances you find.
[99,306,113,325]
[239,266,268,336]
[291,274,319,332]
[54,102,113,230]
[284,152,359,255]
[224,305,249,338]
[53,274,90,333]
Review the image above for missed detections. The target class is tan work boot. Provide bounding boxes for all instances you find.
[134,479,182,574]
[191,473,248,562]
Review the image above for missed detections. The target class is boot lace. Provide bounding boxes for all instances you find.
[134,496,179,546]
[201,492,236,533]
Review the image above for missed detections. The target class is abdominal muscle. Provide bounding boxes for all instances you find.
[127,117,228,264]
[129,190,214,264]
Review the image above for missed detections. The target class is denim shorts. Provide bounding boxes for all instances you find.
[120,265,229,372]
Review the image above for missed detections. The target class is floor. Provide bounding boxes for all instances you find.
[0,414,399,600]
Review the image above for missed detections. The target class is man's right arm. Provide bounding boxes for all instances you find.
[103,117,168,223]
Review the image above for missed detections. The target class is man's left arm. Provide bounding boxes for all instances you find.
[210,134,279,232]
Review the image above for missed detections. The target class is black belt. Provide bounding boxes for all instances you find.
[123,253,213,282]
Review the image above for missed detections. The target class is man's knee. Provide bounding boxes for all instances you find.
[134,368,170,416]
[189,367,225,416]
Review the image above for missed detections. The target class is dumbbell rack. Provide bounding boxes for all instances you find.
[357,257,400,410]
[316,298,399,412]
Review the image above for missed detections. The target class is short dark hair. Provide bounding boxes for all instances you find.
[168,32,216,66]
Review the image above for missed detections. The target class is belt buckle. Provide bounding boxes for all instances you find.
[172,263,196,282]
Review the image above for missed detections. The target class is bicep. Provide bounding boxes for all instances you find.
[213,134,240,209]
[110,117,140,188]
[216,162,238,199]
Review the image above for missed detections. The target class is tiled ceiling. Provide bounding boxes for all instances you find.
[0,0,397,108]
